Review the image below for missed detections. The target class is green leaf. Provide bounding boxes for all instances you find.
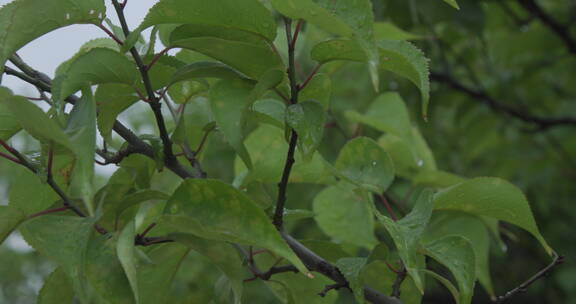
[54,48,139,103]
[117,221,139,304]
[138,244,190,304]
[345,93,436,177]
[38,267,74,304]
[313,182,377,249]
[299,73,331,109]
[210,78,255,168]
[55,38,120,77]
[443,0,460,10]
[420,269,460,304]
[361,260,422,304]
[286,100,326,160]
[376,189,434,293]
[235,125,334,185]
[65,88,97,214]
[172,37,283,80]
[434,177,553,254]
[115,190,169,221]
[284,209,315,222]
[8,168,59,215]
[168,80,208,104]
[0,205,25,245]
[315,0,379,90]
[0,0,106,73]
[171,61,245,84]
[0,97,21,140]
[0,87,72,149]
[374,22,421,41]
[312,40,430,119]
[269,0,352,37]
[336,257,368,304]
[345,92,413,140]
[335,137,395,193]
[424,211,494,296]
[170,233,245,304]
[311,39,366,64]
[86,233,136,304]
[377,40,430,119]
[139,0,277,41]
[95,84,139,141]
[162,179,309,275]
[250,98,286,129]
[21,215,94,302]
[171,97,214,149]
[412,170,466,188]
[424,236,476,304]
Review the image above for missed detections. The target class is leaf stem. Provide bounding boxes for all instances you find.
[378,194,398,222]
[298,64,322,91]
[95,23,124,46]
[145,47,173,71]
[0,151,21,164]
[27,206,70,219]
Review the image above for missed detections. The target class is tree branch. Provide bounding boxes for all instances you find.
[3,42,399,304]
[431,72,576,130]
[111,0,179,170]
[282,233,401,304]
[4,58,194,179]
[495,254,564,303]
[517,0,576,55]
[273,18,301,231]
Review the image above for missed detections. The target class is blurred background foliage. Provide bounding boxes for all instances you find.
[1,0,575,303]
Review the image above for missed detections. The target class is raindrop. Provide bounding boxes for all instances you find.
[417,159,424,167]
[65,13,70,20]
[372,161,377,166]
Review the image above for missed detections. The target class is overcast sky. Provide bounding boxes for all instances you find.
[1,0,158,94]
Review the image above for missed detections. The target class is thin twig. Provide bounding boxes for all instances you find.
[272,18,301,230]
[378,194,398,222]
[298,64,322,91]
[95,23,124,46]
[27,206,70,219]
[431,72,576,130]
[391,266,407,298]
[319,282,349,297]
[495,254,564,303]
[111,0,180,170]
[517,0,576,55]
[0,151,22,164]
[145,47,173,71]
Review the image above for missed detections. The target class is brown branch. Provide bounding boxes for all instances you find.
[517,0,576,55]
[391,266,407,298]
[111,0,180,171]
[95,23,124,46]
[27,206,70,219]
[319,282,349,297]
[495,254,564,303]
[431,72,576,130]
[377,194,398,222]
[96,146,136,165]
[244,265,299,282]
[273,18,300,230]
[4,54,193,179]
[282,233,401,304]
[3,43,401,304]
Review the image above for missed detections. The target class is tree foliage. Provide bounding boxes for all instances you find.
[1,0,573,303]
